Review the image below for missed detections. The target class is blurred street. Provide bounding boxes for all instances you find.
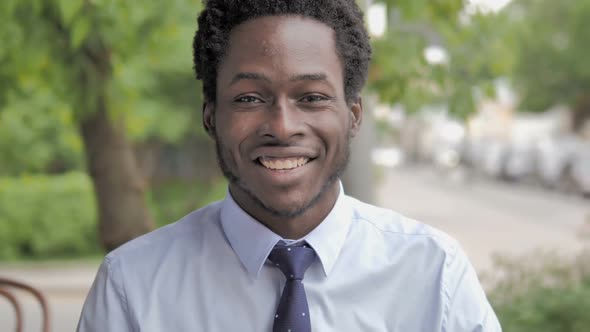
[377,165,589,272]
[1,165,589,331]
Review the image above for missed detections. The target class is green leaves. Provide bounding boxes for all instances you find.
[71,17,91,49]
[368,0,520,119]
[58,0,85,25]
[378,0,464,24]
[0,173,99,259]
[0,91,83,175]
[1,0,204,175]
[510,0,590,114]
[489,250,590,332]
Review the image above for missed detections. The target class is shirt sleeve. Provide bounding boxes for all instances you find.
[77,257,135,332]
[442,245,502,332]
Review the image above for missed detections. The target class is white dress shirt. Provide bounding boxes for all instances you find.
[77,186,501,331]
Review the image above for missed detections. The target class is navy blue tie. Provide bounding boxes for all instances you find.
[268,243,316,332]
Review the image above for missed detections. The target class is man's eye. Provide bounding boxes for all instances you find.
[300,94,329,103]
[235,96,262,103]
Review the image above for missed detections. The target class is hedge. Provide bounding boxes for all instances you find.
[489,249,590,331]
[0,172,99,260]
[0,172,228,260]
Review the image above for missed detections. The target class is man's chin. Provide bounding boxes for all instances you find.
[252,195,313,219]
[231,171,342,221]
[270,204,312,219]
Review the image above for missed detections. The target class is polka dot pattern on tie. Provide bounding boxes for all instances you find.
[268,242,316,332]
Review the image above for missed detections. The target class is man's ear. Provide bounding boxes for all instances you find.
[202,101,215,138]
[349,97,363,137]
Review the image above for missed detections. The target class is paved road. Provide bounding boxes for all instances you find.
[377,165,589,273]
[1,165,588,331]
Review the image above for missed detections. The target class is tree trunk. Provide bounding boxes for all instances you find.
[79,101,155,251]
[42,4,155,251]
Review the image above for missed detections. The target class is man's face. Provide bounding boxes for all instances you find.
[205,15,362,221]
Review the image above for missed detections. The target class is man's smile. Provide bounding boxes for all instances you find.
[250,146,318,173]
[258,156,310,170]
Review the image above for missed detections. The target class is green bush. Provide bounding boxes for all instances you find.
[0,172,99,260]
[488,249,590,332]
[148,177,227,228]
[0,171,228,260]
[0,94,84,176]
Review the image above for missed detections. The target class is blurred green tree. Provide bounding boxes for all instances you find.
[444,11,516,118]
[0,0,203,250]
[0,93,83,175]
[371,0,590,127]
[369,0,464,113]
[508,0,590,129]
[370,0,516,119]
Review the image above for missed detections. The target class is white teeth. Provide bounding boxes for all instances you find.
[259,157,309,170]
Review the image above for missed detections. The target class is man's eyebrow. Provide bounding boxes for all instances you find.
[229,72,271,85]
[289,73,328,82]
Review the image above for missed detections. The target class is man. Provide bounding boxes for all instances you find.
[78,0,502,331]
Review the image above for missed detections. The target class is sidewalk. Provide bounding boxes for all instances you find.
[0,261,99,297]
[0,262,100,332]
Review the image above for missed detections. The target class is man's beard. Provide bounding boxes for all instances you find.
[213,133,351,219]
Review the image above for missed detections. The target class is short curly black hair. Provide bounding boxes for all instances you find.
[192,0,372,105]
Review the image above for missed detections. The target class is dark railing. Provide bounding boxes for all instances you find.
[0,277,50,332]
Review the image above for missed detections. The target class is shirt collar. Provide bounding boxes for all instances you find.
[220,182,352,279]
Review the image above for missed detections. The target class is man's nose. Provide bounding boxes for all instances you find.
[257,99,305,141]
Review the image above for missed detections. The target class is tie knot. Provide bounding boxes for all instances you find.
[268,243,316,280]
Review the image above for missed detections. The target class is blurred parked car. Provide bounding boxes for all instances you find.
[480,140,509,178]
[536,135,590,197]
[504,142,538,181]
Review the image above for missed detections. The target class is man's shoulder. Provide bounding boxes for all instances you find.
[346,195,459,254]
[104,200,224,265]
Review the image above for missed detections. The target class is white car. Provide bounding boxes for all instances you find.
[480,141,509,178]
[504,143,538,181]
[536,135,590,196]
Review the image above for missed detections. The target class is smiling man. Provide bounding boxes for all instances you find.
[77,1,501,331]
[207,14,360,240]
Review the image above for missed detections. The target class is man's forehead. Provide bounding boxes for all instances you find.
[215,14,344,92]
[227,16,334,57]
[260,40,281,57]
